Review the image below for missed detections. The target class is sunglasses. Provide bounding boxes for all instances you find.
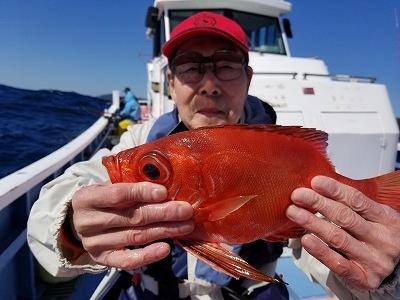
[170,51,247,83]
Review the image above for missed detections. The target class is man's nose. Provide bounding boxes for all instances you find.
[199,65,221,95]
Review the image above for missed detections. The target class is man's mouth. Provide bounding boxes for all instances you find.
[197,108,224,116]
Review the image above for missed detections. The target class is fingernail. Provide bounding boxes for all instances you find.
[179,222,194,234]
[151,188,160,199]
[177,203,193,219]
[177,205,185,218]
[286,205,298,220]
[151,187,167,200]
[311,176,330,191]
[155,244,169,258]
[286,205,308,224]
[291,188,312,206]
[291,188,306,204]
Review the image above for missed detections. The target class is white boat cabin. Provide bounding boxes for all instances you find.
[144,0,399,180]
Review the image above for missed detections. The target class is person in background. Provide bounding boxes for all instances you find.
[120,87,142,124]
[117,87,142,136]
[27,12,400,299]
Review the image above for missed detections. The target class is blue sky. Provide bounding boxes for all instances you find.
[1,0,399,117]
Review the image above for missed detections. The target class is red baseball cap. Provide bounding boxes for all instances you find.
[161,11,249,60]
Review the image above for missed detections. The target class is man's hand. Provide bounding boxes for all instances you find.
[286,175,400,290]
[70,182,194,270]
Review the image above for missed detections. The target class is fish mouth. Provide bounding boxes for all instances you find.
[102,155,122,183]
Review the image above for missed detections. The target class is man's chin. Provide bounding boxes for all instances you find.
[191,115,228,129]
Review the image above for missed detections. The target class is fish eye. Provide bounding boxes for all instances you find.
[138,151,171,184]
[142,163,160,180]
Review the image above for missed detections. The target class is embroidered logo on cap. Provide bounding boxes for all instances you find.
[193,14,216,27]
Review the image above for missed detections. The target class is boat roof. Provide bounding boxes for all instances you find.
[154,0,292,17]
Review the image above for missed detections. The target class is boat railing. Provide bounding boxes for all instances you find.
[0,91,120,298]
[253,71,298,79]
[303,73,377,83]
[252,72,377,83]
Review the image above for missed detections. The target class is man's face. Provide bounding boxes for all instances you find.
[167,36,252,130]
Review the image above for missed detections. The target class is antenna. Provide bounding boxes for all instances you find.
[137,52,152,64]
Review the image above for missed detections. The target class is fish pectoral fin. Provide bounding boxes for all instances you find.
[175,239,286,284]
[203,195,256,222]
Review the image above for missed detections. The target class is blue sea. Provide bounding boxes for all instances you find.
[0,84,109,179]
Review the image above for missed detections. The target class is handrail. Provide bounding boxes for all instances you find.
[0,101,119,212]
[303,73,376,83]
[253,71,298,79]
[0,117,108,211]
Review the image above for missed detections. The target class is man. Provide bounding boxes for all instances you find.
[120,87,141,124]
[27,12,400,299]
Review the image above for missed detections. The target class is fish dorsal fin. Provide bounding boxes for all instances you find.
[201,195,257,222]
[196,124,330,162]
[265,125,334,168]
[270,125,329,157]
[249,124,329,158]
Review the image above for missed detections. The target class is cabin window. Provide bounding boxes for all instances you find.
[168,9,286,55]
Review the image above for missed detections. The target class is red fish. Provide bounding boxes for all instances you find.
[102,124,400,284]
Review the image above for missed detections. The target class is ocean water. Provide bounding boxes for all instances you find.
[0,84,109,179]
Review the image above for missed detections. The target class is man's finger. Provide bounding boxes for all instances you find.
[74,182,168,209]
[81,220,194,251]
[99,242,171,270]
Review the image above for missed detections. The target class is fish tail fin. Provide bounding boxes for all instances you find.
[371,170,400,211]
[175,239,287,284]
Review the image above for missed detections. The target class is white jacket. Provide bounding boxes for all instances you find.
[27,120,400,299]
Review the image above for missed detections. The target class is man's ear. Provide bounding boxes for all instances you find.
[166,69,177,103]
[246,66,253,90]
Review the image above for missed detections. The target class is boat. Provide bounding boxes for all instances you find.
[0,0,398,299]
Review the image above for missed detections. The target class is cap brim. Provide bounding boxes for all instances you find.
[162,27,249,60]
